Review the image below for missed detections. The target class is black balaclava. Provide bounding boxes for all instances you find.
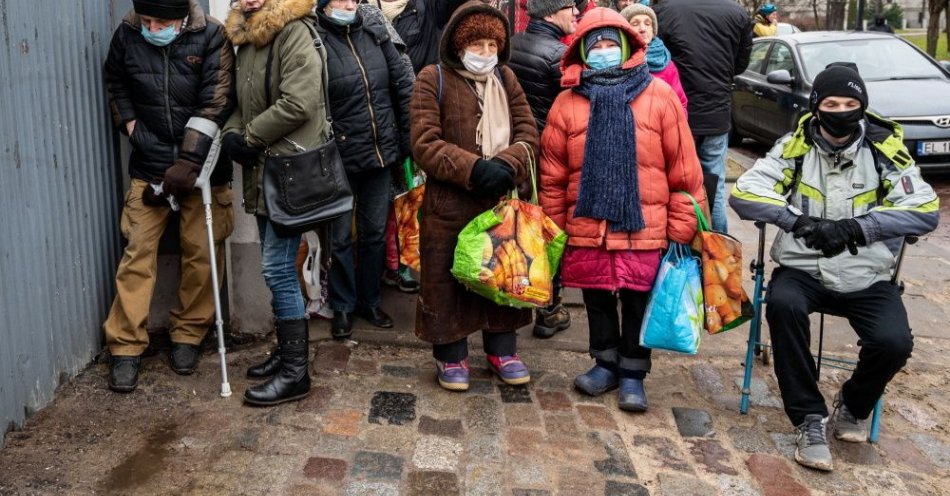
[809,62,868,139]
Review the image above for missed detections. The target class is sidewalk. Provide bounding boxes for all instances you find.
[1,177,949,495]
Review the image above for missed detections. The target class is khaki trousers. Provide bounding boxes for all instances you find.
[103,179,234,356]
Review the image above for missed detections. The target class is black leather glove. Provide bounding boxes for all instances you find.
[222,133,262,167]
[470,158,515,198]
[794,218,865,257]
[790,215,815,236]
[163,158,201,197]
[142,183,168,207]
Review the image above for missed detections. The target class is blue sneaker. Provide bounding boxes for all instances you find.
[436,359,470,392]
[487,354,531,385]
[574,363,619,396]
[618,377,648,412]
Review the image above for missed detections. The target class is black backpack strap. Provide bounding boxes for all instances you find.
[264,43,275,106]
[787,155,804,197]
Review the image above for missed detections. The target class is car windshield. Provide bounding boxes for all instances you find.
[797,38,945,82]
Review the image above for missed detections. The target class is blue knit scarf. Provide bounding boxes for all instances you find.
[573,64,653,232]
[645,38,671,73]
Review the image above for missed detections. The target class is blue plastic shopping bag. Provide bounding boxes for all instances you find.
[639,243,704,354]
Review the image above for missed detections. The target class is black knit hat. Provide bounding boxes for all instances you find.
[133,0,189,19]
[527,0,576,18]
[809,62,868,112]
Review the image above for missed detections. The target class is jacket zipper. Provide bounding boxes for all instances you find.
[345,27,386,168]
[163,47,178,159]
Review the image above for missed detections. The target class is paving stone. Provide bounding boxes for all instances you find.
[343,481,399,496]
[238,429,261,451]
[745,454,810,496]
[910,433,950,468]
[238,454,298,493]
[690,363,726,396]
[466,433,504,462]
[407,471,460,495]
[713,475,762,496]
[577,404,618,431]
[510,460,549,486]
[878,435,935,472]
[468,379,495,395]
[313,344,350,374]
[360,424,417,455]
[834,439,884,466]
[512,490,551,496]
[632,435,692,473]
[535,391,572,412]
[417,416,463,438]
[508,428,544,456]
[297,386,333,413]
[537,372,569,391]
[323,409,362,437]
[769,432,797,459]
[368,391,417,426]
[209,450,255,474]
[852,467,909,496]
[733,377,782,408]
[891,398,938,430]
[594,433,636,478]
[411,436,462,471]
[687,439,738,475]
[303,456,347,481]
[465,463,504,496]
[604,481,650,496]
[543,413,579,438]
[557,467,606,496]
[499,385,533,403]
[657,472,717,496]
[381,365,416,378]
[466,396,502,433]
[727,425,776,454]
[350,451,404,481]
[348,358,378,375]
[671,407,714,438]
[285,483,335,496]
[505,403,543,428]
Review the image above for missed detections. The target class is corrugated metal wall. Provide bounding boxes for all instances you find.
[0,0,207,447]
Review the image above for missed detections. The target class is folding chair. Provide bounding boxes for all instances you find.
[739,221,917,443]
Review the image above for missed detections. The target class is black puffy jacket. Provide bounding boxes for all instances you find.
[654,0,752,136]
[509,19,566,132]
[368,0,466,73]
[316,12,414,173]
[104,1,235,185]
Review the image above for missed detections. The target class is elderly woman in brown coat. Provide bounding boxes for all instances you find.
[410,0,540,392]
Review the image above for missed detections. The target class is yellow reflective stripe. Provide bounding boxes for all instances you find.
[879,198,939,213]
[773,168,795,194]
[797,183,825,202]
[852,190,878,209]
[781,113,813,159]
[732,187,787,207]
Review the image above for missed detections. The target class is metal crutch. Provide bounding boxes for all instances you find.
[190,118,232,398]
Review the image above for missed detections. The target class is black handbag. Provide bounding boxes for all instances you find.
[261,22,352,238]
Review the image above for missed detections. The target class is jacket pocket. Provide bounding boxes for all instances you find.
[212,187,235,242]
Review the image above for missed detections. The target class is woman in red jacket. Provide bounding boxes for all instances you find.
[539,7,706,412]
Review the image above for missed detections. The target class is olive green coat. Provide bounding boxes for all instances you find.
[223,0,329,215]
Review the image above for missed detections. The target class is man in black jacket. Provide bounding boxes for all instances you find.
[366,0,468,73]
[102,0,235,393]
[654,0,752,233]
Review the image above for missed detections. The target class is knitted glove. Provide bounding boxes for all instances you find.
[222,133,261,167]
[794,218,864,257]
[470,158,514,198]
[142,183,168,207]
[163,158,201,197]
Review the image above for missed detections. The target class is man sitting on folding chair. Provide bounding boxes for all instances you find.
[729,62,939,472]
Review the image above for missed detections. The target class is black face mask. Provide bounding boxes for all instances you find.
[818,109,864,138]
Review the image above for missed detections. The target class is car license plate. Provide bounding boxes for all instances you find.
[917,140,950,156]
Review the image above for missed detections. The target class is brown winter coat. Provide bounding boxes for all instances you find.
[410,1,540,345]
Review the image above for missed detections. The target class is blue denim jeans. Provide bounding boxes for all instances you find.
[693,132,729,233]
[328,166,392,313]
[257,217,306,321]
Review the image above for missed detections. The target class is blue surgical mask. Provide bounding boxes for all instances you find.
[329,8,356,25]
[140,24,179,47]
[587,47,622,70]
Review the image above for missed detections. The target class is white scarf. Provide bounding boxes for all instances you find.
[455,69,511,159]
[378,0,410,21]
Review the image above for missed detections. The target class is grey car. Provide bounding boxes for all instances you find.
[731,31,950,171]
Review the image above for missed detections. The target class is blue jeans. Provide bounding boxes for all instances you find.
[328,166,392,313]
[257,217,306,321]
[693,132,729,233]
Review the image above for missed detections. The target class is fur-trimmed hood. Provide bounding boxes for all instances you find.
[438,0,511,70]
[225,0,316,47]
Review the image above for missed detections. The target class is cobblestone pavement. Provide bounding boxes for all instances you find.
[0,330,948,495]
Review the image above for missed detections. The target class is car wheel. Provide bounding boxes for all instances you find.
[728,125,743,147]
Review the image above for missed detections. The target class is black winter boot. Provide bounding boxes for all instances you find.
[246,344,281,379]
[243,319,311,406]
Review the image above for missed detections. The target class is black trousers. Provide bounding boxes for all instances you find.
[582,289,652,372]
[766,267,913,426]
[432,331,517,362]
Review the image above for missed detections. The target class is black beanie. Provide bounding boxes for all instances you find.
[133,0,189,20]
[809,62,868,112]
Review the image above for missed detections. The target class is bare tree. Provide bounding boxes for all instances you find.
[826,0,847,30]
[926,0,947,57]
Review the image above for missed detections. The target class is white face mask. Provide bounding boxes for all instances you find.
[461,50,498,75]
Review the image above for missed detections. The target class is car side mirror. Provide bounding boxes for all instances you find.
[766,69,795,85]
